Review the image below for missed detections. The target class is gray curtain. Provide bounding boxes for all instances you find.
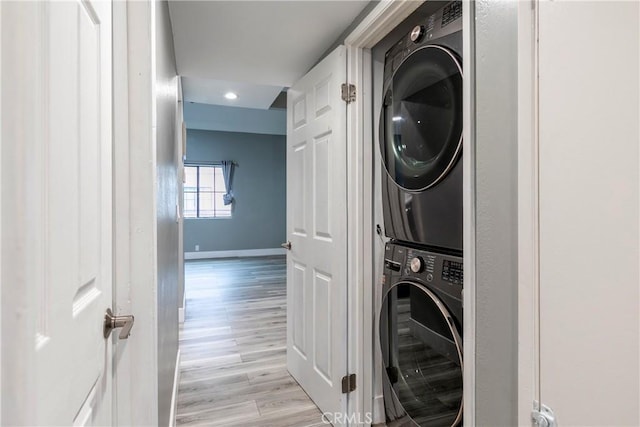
[221,160,235,205]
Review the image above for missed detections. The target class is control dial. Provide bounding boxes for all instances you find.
[410,25,425,43]
[410,256,424,273]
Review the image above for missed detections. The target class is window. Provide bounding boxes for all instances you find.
[184,165,231,218]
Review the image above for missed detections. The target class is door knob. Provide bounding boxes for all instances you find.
[281,241,292,250]
[104,308,135,339]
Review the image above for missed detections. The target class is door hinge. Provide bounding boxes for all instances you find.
[341,83,356,104]
[532,401,557,427]
[341,373,356,393]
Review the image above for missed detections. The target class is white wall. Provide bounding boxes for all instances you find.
[517,2,640,425]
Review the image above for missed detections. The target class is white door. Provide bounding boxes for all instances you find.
[536,1,640,425]
[1,1,115,425]
[286,45,349,420]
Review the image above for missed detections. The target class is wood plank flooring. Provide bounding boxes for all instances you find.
[177,256,325,427]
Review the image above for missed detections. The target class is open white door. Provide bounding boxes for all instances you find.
[1,1,115,425]
[286,45,349,421]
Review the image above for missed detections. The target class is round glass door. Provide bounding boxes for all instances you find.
[379,281,463,426]
[380,46,463,191]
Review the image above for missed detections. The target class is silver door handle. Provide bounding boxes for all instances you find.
[281,241,292,250]
[104,308,135,339]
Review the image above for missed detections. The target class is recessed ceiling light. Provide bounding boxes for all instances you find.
[224,92,238,100]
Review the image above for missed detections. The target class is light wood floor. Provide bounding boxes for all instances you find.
[176,256,324,427]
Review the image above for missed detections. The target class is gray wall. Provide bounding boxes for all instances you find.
[184,102,286,135]
[184,129,286,252]
[473,1,518,425]
[155,2,180,426]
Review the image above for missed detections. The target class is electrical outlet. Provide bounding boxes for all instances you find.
[195,245,199,251]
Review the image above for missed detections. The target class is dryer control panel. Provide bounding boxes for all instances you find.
[442,259,464,285]
[383,0,463,91]
[441,1,462,28]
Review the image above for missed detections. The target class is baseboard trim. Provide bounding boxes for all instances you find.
[184,248,286,260]
[169,349,181,427]
[179,289,186,323]
[373,395,385,424]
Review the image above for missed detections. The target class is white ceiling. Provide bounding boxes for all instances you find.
[169,1,371,109]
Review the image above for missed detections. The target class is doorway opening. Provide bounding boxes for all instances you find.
[174,94,324,424]
[177,256,323,426]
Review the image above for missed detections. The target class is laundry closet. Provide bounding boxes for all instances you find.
[361,1,639,426]
[370,2,464,425]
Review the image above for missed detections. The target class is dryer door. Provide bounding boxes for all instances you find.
[380,45,462,191]
[379,281,463,426]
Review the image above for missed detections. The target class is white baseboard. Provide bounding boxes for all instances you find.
[372,395,385,424]
[179,289,186,323]
[169,349,181,427]
[184,248,286,260]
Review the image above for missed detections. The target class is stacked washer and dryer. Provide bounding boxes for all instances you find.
[377,2,464,426]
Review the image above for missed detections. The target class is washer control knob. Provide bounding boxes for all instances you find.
[410,257,424,273]
[410,25,425,43]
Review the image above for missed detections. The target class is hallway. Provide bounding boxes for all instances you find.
[176,257,324,426]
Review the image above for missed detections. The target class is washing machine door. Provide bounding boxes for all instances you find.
[379,281,463,427]
[380,45,463,191]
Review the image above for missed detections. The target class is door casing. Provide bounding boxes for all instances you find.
[113,1,168,425]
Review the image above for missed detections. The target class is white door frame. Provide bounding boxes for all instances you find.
[343,1,432,423]
[516,2,537,425]
[460,2,476,424]
[0,2,3,421]
[113,1,160,425]
[344,0,476,424]
[113,1,143,425]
